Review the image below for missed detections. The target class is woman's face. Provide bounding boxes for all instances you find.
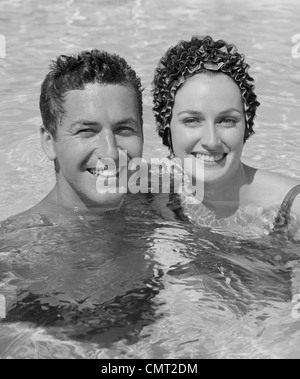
[170,72,246,186]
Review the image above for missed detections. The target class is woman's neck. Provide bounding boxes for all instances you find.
[197,163,251,218]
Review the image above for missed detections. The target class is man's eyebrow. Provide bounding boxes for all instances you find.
[69,118,140,130]
[115,117,139,125]
[70,120,99,129]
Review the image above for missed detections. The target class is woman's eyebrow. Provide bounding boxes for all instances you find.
[177,108,242,116]
[177,110,204,116]
[218,108,242,115]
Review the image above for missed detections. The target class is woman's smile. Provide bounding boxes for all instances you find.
[190,152,228,163]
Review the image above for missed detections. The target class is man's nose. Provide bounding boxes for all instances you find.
[95,129,119,161]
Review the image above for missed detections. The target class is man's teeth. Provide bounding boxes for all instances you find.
[89,168,119,177]
[193,153,225,162]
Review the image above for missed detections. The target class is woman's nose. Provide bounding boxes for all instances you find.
[200,122,221,150]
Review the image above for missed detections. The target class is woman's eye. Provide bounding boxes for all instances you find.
[183,118,201,126]
[219,118,237,127]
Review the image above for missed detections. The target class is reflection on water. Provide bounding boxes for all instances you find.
[1,194,300,358]
[1,0,300,359]
[0,195,165,354]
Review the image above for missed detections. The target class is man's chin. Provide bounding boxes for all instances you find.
[89,192,126,210]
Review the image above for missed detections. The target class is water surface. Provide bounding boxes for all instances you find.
[0,0,300,359]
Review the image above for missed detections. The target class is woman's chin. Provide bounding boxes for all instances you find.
[186,171,227,187]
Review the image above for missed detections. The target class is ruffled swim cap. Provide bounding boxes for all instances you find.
[152,35,260,149]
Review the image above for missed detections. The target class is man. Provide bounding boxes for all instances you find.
[13,49,144,219]
[0,51,163,352]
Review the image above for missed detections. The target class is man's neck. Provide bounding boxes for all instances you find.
[45,185,125,215]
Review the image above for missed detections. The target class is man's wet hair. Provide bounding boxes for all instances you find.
[40,49,143,138]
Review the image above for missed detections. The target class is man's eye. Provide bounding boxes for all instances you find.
[117,126,135,134]
[77,128,96,135]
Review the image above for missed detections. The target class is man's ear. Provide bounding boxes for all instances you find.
[40,126,56,161]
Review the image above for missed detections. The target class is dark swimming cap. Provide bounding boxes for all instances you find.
[152,35,260,148]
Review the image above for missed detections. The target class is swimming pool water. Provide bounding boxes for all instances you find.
[0,0,300,359]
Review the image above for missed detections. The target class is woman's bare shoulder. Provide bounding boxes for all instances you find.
[251,167,300,217]
[257,168,297,182]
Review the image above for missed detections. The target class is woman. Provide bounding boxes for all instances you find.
[152,36,300,237]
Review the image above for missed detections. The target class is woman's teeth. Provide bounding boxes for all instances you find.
[193,153,226,162]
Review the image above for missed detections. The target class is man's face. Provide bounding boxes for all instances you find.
[49,83,143,210]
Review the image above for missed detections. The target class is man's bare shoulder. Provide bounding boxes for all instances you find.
[0,197,58,234]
